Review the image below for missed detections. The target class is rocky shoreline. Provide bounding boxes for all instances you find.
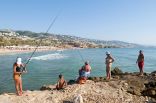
[0,68,156,103]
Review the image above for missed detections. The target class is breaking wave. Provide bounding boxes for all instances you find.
[31,53,67,60]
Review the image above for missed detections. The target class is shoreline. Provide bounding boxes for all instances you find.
[0,46,69,55]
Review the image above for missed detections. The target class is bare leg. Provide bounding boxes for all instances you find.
[140,68,144,76]
[106,66,110,80]
[106,67,109,79]
[14,79,20,95]
[19,77,23,95]
[108,67,111,80]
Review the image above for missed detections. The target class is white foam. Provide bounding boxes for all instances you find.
[31,53,66,60]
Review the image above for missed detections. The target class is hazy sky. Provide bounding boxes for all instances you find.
[0,0,156,45]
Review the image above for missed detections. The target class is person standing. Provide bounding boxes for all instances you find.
[105,51,115,80]
[13,57,26,96]
[136,50,144,76]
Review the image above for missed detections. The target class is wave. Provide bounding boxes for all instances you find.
[31,53,67,60]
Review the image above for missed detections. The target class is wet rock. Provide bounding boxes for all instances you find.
[111,67,123,76]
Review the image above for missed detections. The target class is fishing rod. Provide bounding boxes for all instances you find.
[24,11,61,66]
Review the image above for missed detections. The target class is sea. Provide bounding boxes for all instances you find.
[0,48,156,93]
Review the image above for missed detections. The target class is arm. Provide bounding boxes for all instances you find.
[110,56,115,63]
[64,80,67,86]
[105,58,107,64]
[21,64,27,73]
[142,55,144,62]
[136,55,139,63]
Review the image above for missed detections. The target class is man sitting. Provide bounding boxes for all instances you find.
[78,61,91,84]
[56,74,67,90]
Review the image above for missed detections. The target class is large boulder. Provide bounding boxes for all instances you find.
[111,67,123,75]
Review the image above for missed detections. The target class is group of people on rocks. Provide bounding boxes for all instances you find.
[13,50,144,96]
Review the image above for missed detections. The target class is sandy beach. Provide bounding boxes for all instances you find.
[0,46,66,55]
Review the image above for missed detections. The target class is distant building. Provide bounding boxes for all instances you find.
[0,29,17,37]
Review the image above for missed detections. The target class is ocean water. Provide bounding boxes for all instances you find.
[0,48,156,93]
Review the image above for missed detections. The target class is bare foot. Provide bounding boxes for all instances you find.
[16,92,22,96]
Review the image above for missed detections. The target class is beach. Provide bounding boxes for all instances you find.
[0,46,66,55]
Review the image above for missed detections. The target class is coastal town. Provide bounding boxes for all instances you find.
[0,29,139,54]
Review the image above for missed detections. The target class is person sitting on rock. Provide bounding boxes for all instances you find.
[56,74,67,90]
[78,61,91,84]
[79,61,91,77]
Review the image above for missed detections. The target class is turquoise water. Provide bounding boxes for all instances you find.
[0,48,156,93]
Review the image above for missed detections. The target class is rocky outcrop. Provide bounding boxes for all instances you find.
[1,68,156,103]
[111,67,123,75]
[0,80,148,103]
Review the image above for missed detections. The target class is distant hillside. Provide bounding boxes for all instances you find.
[0,29,140,48]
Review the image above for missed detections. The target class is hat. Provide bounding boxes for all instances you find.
[106,51,110,55]
[16,57,22,65]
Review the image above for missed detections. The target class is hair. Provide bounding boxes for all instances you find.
[59,74,63,79]
[85,61,89,65]
[139,50,143,53]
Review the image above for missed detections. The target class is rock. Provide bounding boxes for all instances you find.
[73,94,83,103]
[40,85,53,90]
[127,87,141,96]
[68,80,76,85]
[124,72,130,75]
[112,76,120,80]
[151,71,156,74]
[94,77,100,82]
[111,67,123,76]
[88,77,93,80]
[145,81,156,88]
[144,73,149,76]
[99,77,104,81]
[142,89,156,96]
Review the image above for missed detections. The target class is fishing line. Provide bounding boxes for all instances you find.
[25,10,62,66]
[77,49,85,63]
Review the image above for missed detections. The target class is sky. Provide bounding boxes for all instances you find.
[0,0,156,45]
